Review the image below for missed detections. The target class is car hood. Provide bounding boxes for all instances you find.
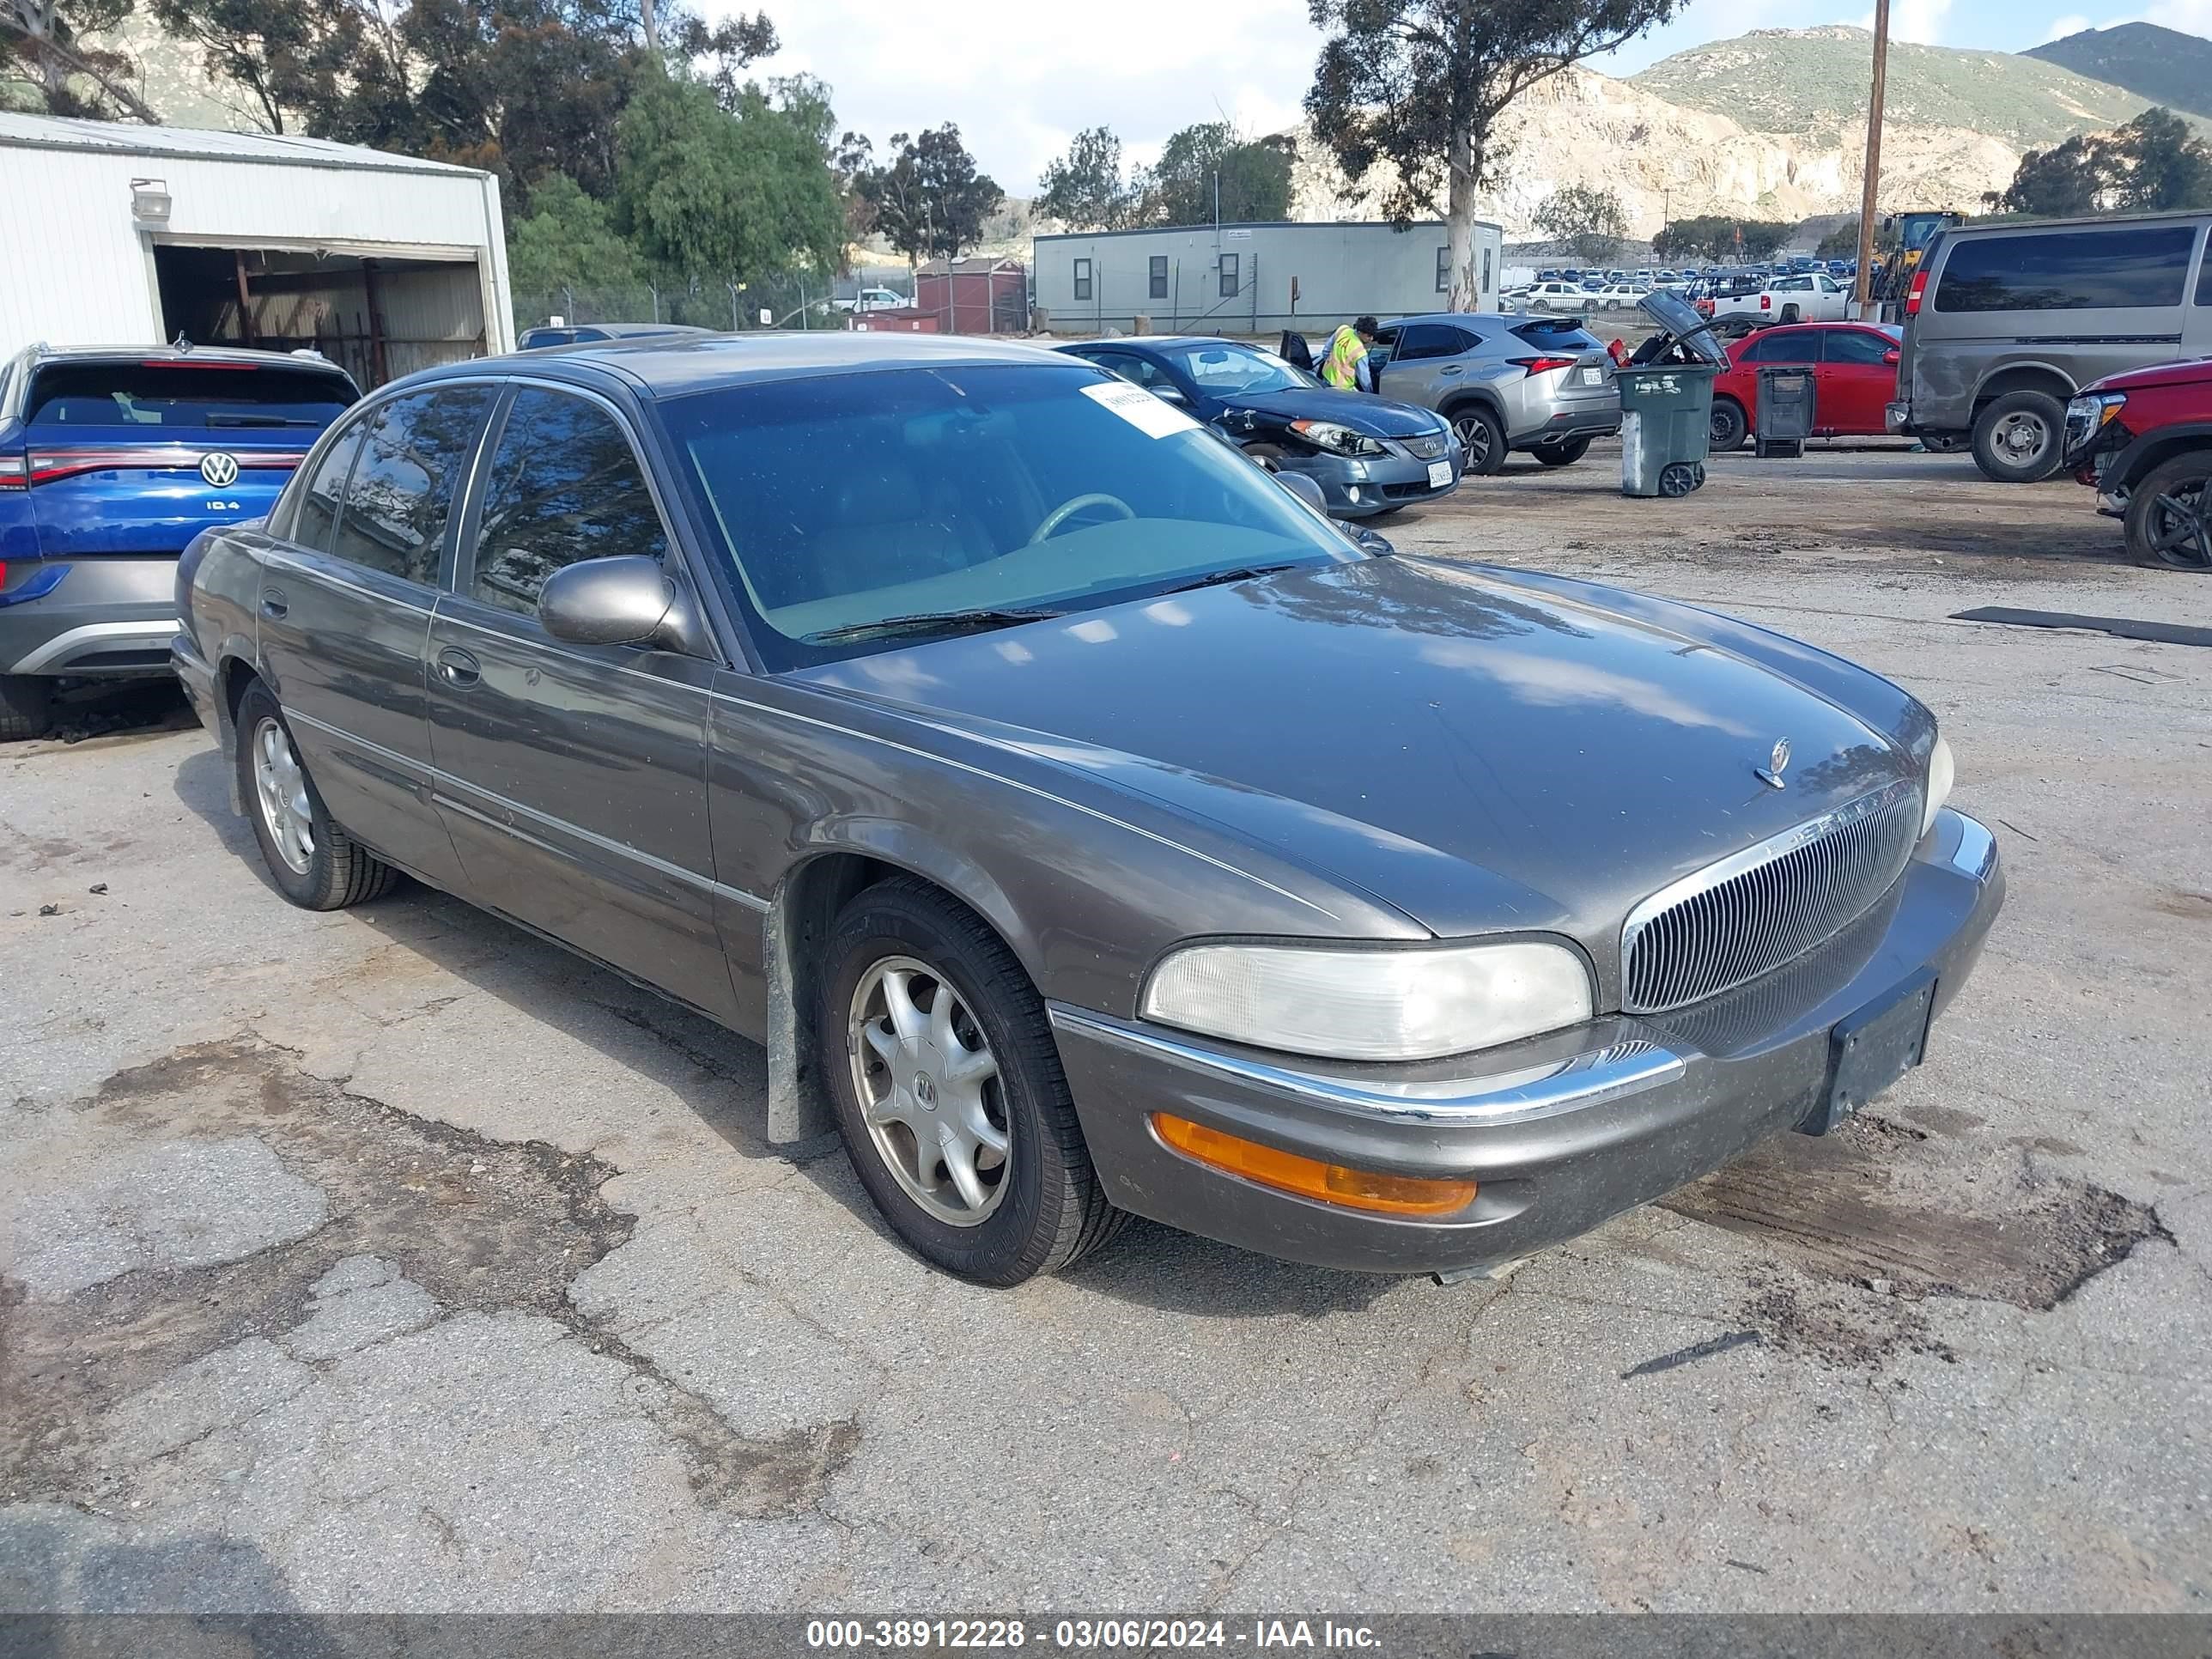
[2085,355,2212,395]
[794,557,1914,949]
[1222,386,1443,438]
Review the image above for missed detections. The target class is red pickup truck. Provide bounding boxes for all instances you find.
[2063,357,2212,572]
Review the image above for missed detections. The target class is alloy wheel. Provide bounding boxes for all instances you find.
[1452,414,1494,468]
[2142,475,2212,569]
[847,955,1009,1226]
[252,716,315,875]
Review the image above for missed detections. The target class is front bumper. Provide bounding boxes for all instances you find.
[1050,809,2003,1276]
[1279,442,1463,520]
[0,556,181,678]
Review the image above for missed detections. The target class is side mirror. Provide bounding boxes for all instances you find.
[1883,348,1900,365]
[1352,526,1395,556]
[1151,385,1188,404]
[1273,471,1329,514]
[538,556,709,656]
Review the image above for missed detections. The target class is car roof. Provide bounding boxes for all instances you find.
[548,323,716,338]
[1057,336,1243,352]
[23,343,352,374]
[423,330,1070,399]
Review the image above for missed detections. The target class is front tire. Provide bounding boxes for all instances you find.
[818,878,1124,1285]
[1972,391,2066,483]
[1709,397,1749,452]
[2124,451,2212,572]
[1449,404,1508,476]
[0,674,54,742]
[234,681,398,909]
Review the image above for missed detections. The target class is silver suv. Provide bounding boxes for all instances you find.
[1371,313,1621,474]
[1888,210,2212,483]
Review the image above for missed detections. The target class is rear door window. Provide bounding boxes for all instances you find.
[1934,226,2198,313]
[25,362,356,428]
[1740,332,1819,364]
[289,420,370,552]
[1395,324,1462,361]
[2199,251,2212,307]
[326,386,495,586]
[467,387,668,617]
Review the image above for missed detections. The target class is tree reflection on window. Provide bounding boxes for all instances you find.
[330,387,492,584]
[471,388,668,616]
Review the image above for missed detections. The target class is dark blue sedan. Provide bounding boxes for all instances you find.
[1054,337,1462,520]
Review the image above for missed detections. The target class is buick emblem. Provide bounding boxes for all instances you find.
[1756,737,1792,790]
[199,451,240,488]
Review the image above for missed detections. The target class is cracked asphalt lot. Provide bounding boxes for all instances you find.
[2,446,2208,1613]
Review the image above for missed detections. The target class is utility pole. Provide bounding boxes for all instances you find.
[1854,0,1891,319]
[640,0,659,53]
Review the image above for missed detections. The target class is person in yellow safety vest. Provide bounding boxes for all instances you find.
[1320,315,1379,392]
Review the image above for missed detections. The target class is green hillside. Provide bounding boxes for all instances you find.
[2025,21,2212,121]
[1630,25,2151,146]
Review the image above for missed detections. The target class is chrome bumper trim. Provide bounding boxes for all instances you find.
[1047,1006,1686,1126]
[12,617,182,674]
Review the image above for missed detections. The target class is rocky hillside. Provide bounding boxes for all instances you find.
[2025,21,2212,121]
[1294,26,2192,239]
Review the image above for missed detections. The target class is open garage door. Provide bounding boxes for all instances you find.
[152,243,489,389]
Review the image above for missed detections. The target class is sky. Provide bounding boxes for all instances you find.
[726,0,2211,196]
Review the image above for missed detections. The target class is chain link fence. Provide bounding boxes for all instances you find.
[513,272,846,338]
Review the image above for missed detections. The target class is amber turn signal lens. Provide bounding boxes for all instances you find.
[1150,1114,1476,1218]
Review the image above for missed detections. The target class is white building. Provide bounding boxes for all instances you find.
[0,112,514,386]
[1031,219,1506,337]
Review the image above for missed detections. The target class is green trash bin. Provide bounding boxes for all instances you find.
[1617,362,1719,498]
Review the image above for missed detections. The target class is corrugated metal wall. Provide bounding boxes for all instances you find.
[0,137,507,366]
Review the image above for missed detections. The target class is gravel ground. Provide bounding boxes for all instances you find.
[2,441,2208,1620]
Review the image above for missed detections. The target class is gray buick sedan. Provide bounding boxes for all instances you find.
[173,333,2002,1286]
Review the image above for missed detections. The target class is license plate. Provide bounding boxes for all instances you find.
[1811,972,1936,1134]
[1426,460,1453,489]
[1582,366,1604,386]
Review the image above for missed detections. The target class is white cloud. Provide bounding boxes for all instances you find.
[721,0,1327,193]
[2142,0,2212,27]
[1856,0,1954,44]
[2039,12,2094,37]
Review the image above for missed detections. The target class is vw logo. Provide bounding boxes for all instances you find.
[199,452,240,489]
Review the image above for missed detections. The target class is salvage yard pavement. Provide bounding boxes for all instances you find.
[3,441,2208,1613]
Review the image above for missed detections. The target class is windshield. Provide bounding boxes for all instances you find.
[664,363,1355,668]
[1157,341,1315,395]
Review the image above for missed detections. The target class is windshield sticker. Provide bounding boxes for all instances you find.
[1081,379,1200,439]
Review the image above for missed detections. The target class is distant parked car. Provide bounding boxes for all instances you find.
[835,287,912,313]
[1588,283,1647,311]
[1703,272,1852,326]
[0,343,359,740]
[1888,209,2212,483]
[2064,356,2212,570]
[1705,322,1902,452]
[1521,282,1592,314]
[1370,312,1621,474]
[519,322,714,349]
[1055,337,1462,519]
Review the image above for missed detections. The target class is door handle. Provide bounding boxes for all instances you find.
[1438,364,1464,376]
[435,647,481,688]
[259,587,288,620]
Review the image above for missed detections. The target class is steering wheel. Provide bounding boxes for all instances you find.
[1029,493,1135,545]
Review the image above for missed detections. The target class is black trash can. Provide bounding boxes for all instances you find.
[1618,364,1720,497]
[1756,365,1815,459]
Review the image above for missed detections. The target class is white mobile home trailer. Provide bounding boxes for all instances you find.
[0,112,513,387]
[1032,219,1505,337]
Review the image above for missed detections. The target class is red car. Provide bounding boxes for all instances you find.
[1705,323,1902,452]
[2063,357,2212,572]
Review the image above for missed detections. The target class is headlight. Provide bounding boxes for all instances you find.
[2065,391,2127,438]
[1921,732,1954,837]
[1140,939,1594,1062]
[1289,419,1389,458]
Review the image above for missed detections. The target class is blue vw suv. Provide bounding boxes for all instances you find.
[0,343,358,738]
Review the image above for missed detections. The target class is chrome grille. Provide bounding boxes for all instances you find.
[1404,434,1448,459]
[1621,784,1923,1015]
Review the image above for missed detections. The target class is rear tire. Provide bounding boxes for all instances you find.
[1534,437,1590,467]
[1972,391,2066,483]
[817,878,1126,1285]
[1709,397,1749,452]
[2124,451,2212,572]
[1449,404,1508,476]
[234,681,398,910]
[0,674,54,743]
